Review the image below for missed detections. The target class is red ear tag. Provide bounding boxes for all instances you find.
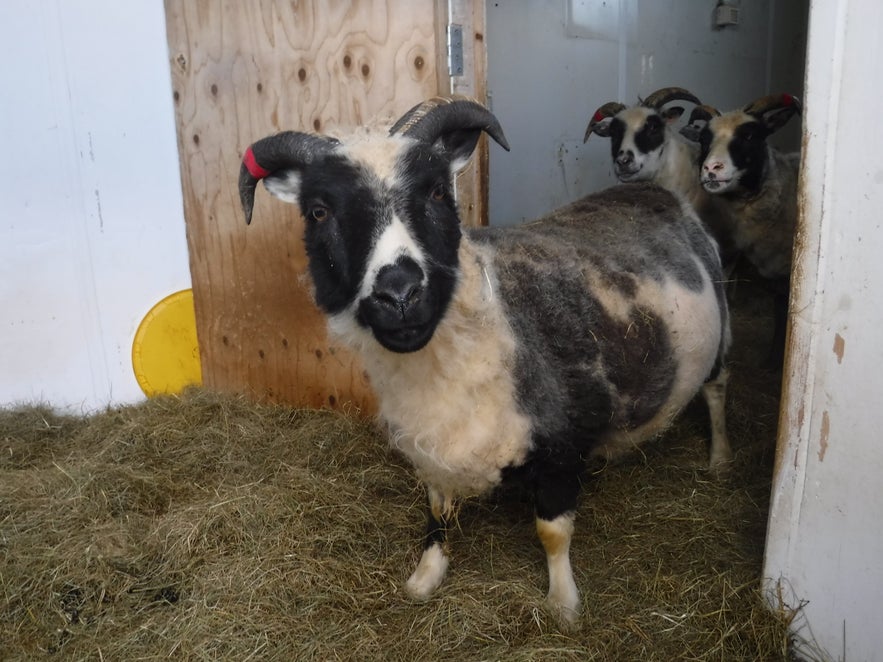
[243,146,270,179]
[593,110,605,122]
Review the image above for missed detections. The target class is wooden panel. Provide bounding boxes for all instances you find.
[164,0,486,413]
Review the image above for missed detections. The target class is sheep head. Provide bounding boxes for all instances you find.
[238,98,509,353]
[584,87,700,182]
[696,94,801,194]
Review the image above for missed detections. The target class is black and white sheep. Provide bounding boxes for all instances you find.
[584,87,734,261]
[682,93,802,364]
[238,98,732,623]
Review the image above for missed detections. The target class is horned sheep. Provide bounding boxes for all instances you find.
[238,98,733,623]
[681,93,802,364]
[584,87,735,261]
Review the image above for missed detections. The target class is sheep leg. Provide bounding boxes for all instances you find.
[535,471,582,623]
[404,485,451,601]
[702,365,732,470]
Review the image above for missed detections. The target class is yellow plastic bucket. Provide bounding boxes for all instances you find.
[132,289,202,397]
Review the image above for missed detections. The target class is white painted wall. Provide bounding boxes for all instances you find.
[486,0,807,224]
[763,1,883,660]
[0,2,191,412]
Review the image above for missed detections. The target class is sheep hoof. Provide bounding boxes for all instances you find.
[404,543,449,601]
[546,585,581,627]
[709,446,734,474]
[545,598,581,629]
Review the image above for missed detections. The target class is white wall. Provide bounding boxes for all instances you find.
[486,0,807,225]
[0,2,191,412]
[763,1,883,660]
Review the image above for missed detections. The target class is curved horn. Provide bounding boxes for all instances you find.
[641,86,701,110]
[687,103,721,124]
[239,131,335,225]
[743,93,802,117]
[389,96,510,151]
[583,101,626,142]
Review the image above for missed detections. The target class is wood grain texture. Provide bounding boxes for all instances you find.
[164,0,486,413]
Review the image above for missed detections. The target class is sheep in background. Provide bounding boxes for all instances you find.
[584,87,735,263]
[238,98,732,624]
[681,93,802,365]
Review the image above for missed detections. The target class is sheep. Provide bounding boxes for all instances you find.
[237,97,732,624]
[681,93,802,365]
[584,87,735,263]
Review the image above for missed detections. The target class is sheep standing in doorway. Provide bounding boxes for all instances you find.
[238,98,732,622]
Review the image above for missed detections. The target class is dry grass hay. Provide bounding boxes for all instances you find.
[1,276,801,661]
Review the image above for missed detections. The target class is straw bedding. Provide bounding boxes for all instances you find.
[1,274,805,661]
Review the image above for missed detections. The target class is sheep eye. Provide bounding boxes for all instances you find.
[743,124,764,142]
[430,183,446,202]
[646,116,662,132]
[309,205,329,222]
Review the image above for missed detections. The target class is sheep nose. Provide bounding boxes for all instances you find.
[373,261,424,318]
[616,151,634,167]
[704,160,725,175]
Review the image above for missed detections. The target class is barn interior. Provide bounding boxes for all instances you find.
[1,2,830,660]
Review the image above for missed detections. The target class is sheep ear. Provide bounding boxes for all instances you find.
[442,128,486,174]
[743,94,801,135]
[263,171,303,205]
[390,97,510,174]
[760,105,800,134]
[661,106,686,124]
[679,124,702,142]
[583,101,626,142]
[586,117,614,139]
[679,104,719,143]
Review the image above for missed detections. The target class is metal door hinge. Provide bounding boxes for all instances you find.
[448,23,464,76]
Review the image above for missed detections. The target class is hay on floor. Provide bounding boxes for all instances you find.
[1,275,801,661]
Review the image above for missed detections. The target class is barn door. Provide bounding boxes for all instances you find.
[164,0,487,413]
